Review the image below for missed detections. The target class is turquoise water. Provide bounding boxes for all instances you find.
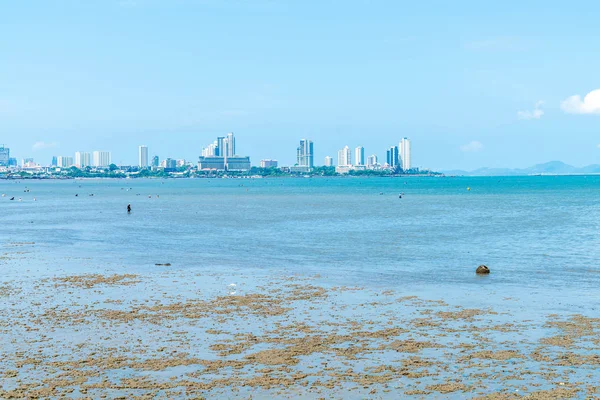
[2,175,600,313]
[3,176,600,398]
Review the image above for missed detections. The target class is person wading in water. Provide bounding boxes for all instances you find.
[127,204,132,213]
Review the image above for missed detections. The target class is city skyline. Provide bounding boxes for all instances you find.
[0,134,413,172]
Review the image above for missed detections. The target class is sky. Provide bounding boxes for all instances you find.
[1,0,600,170]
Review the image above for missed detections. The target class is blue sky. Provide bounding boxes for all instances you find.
[1,0,600,170]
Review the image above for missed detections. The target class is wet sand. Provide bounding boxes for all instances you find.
[1,243,600,399]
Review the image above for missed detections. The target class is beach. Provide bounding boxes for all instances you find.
[2,177,600,398]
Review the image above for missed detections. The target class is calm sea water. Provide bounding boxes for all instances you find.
[2,176,600,316]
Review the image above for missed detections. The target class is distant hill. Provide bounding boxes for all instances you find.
[443,161,600,176]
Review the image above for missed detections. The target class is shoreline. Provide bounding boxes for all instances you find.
[1,247,599,398]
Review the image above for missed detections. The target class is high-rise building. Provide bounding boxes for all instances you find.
[22,158,34,167]
[51,156,58,167]
[399,137,411,170]
[354,146,364,166]
[296,139,314,168]
[0,145,9,166]
[386,146,399,168]
[57,156,74,168]
[226,132,236,157]
[367,155,378,167]
[75,152,91,168]
[163,158,177,169]
[202,141,219,157]
[216,137,225,156]
[337,146,351,167]
[222,138,230,161]
[139,145,148,168]
[260,159,278,168]
[74,152,81,168]
[324,156,333,167]
[93,151,112,167]
[151,155,159,167]
[200,132,251,171]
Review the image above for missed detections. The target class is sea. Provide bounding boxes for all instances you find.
[2,176,600,397]
[2,176,600,312]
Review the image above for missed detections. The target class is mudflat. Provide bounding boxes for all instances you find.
[1,247,599,398]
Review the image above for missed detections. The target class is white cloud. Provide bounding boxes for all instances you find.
[517,100,544,120]
[561,89,600,114]
[32,141,58,151]
[596,144,600,149]
[460,141,483,152]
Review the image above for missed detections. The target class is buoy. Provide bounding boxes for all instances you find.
[467,187,471,191]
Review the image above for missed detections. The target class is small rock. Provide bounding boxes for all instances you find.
[476,265,490,274]
[155,263,172,266]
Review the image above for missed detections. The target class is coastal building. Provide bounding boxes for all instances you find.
[367,154,378,167]
[51,156,57,167]
[386,146,399,168]
[295,139,314,171]
[75,152,91,168]
[164,158,177,169]
[8,158,17,167]
[198,155,251,171]
[139,145,148,168]
[336,146,352,173]
[198,156,225,170]
[22,160,42,171]
[93,151,111,167]
[202,141,218,157]
[199,132,251,171]
[337,146,351,167]
[226,156,251,171]
[57,156,74,168]
[0,145,9,166]
[324,156,333,167]
[400,137,411,170]
[260,159,278,168]
[213,132,236,160]
[226,132,236,157]
[151,155,159,167]
[216,137,225,156]
[354,146,364,166]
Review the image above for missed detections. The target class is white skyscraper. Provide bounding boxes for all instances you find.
[354,146,364,166]
[337,146,351,166]
[226,132,235,157]
[399,138,411,170]
[93,151,112,167]
[324,156,333,167]
[201,141,218,157]
[75,152,91,168]
[222,138,230,161]
[138,145,148,168]
[296,139,314,168]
